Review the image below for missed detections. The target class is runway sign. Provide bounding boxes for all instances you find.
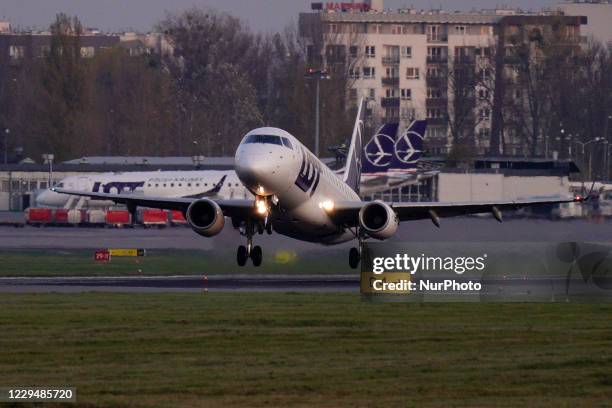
[94,250,111,262]
[108,249,146,257]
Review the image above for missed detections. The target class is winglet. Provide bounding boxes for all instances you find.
[342,98,365,194]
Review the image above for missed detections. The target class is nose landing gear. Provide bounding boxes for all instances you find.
[236,219,264,267]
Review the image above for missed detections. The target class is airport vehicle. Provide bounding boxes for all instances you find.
[54,99,583,268]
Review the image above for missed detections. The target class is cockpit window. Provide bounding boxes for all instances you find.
[281,137,293,150]
[244,134,282,146]
[54,182,64,188]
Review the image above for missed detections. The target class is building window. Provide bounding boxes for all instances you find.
[426,25,441,42]
[406,67,420,79]
[427,88,443,99]
[80,47,95,58]
[367,88,376,99]
[385,67,399,78]
[363,66,375,78]
[391,25,402,35]
[9,45,25,60]
[427,108,442,118]
[348,67,360,78]
[385,88,398,98]
[478,89,489,99]
[327,24,338,34]
[455,26,466,35]
[479,108,490,120]
[370,24,382,34]
[401,46,412,58]
[400,88,411,100]
[349,46,358,58]
[365,45,375,58]
[385,107,399,119]
[478,127,491,138]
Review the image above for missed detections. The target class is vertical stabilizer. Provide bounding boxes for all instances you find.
[389,120,427,173]
[342,98,365,193]
[361,123,400,175]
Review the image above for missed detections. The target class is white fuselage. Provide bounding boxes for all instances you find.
[37,171,251,208]
[235,127,360,244]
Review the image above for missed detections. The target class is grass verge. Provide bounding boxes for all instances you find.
[0,293,611,407]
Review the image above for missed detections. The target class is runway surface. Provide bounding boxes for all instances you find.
[0,275,359,293]
[1,275,609,300]
[0,218,610,250]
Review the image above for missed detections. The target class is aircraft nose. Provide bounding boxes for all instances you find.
[235,152,279,194]
[36,190,55,207]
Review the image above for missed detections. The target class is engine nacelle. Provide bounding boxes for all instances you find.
[358,201,398,240]
[185,199,225,237]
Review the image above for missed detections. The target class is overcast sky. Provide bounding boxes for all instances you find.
[1,0,566,33]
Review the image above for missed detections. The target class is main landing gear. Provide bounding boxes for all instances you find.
[348,229,364,269]
[236,219,266,267]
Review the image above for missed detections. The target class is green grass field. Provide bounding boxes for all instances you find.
[0,249,349,277]
[0,293,611,407]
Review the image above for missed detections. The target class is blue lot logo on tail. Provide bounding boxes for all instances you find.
[362,123,399,174]
[390,120,427,171]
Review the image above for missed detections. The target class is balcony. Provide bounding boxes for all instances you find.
[427,117,448,126]
[426,98,448,108]
[381,97,400,108]
[427,35,448,43]
[381,77,400,86]
[426,55,448,64]
[382,56,400,65]
[426,76,447,87]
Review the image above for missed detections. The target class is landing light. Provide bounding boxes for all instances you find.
[255,198,268,215]
[257,186,265,195]
[319,200,335,212]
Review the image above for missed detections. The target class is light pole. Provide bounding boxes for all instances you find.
[574,138,601,180]
[41,154,54,187]
[305,68,330,157]
[604,114,612,181]
[4,128,9,165]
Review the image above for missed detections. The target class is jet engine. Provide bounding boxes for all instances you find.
[358,201,398,240]
[185,199,225,237]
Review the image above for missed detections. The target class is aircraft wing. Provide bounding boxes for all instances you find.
[331,196,583,226]
[52,188,254,218]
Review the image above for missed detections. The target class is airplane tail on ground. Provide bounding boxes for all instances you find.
[361,123,400,176]
[389,119,427,173]
[343,98,365,194]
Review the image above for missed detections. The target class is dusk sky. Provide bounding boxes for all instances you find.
[1,0,567,33]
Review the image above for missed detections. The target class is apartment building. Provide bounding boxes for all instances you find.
[299,3,584,155]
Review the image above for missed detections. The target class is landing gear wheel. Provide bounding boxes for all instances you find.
[251,245,263,267]
[257,222,264,235]
[237,245,248,266]
[349,247,360,269]
[266,222,272,235]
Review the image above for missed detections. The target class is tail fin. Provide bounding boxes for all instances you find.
[343,98,365,194]
[390,120,427,173]
[361,122,399,175]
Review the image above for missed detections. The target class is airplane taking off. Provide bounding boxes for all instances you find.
[54,99,584,268]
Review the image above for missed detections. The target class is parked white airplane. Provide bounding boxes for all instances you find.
[54,99,583,268]
[37,171,250,208]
